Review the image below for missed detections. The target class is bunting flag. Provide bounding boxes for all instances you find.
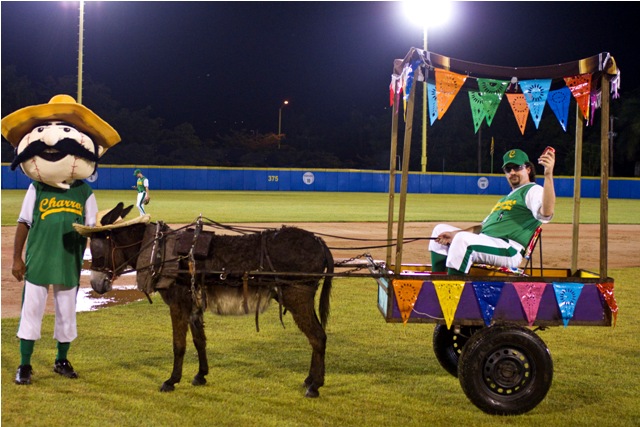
[427,83,438,125]
[513,282,547,326]
[547,86,572,131]
[433,280,466,329]
[519,79,552,129]
[468,92,485,134]
[596,282,618,327]
[472,282,505,326]
[393,280,424,324]
[553,282,584,327]
[506,93,529,135]
[564,73,592,120]
[435,68,467,119]
[477,78,508,125]
[589,89,602,126]
[389,74,401,107]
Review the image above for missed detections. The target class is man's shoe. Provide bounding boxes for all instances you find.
[15,364,33,385]
[53,359,78,379]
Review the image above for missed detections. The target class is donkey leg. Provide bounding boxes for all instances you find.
[283,288,327,398]
[160,291,189,392]
[189,309,208,386]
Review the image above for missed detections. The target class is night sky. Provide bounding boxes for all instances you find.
[2,1,637,137]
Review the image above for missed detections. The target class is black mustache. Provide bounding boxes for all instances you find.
[10,138,100,170]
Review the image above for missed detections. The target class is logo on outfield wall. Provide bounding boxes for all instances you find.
[477,177,489,190]
[303,172,315,185]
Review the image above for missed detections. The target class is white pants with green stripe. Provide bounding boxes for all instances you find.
[17,281,78,342]
[429,224,524,273]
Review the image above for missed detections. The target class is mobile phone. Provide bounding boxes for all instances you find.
[542,146,555,155]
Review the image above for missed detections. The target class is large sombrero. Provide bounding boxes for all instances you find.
[73,211,151,237]
[1,94,121,152]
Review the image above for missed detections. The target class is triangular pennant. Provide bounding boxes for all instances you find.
[435,68,467,119]
[596,282,618,327]
[589,89,602,126]
[547,87,572,132]
[513,282,546,326]
[427,82,438,125]
[552,282,584,327]
[389,74,400,107]
[519,79,552,129]
[393,280,424,324]
[506,93,529,135]
[433,280,466,329]
[482,93,502,126]
[468,92,485,134]
[477,79,508,126]
[564,73,592,121]
[472,282,505,326]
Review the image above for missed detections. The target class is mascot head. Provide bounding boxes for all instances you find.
[1,94,120,189]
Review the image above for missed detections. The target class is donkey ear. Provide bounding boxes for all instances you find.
[120,204,135,219]
[100,202,125,225]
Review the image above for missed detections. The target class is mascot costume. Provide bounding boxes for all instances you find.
[2,94,120,385]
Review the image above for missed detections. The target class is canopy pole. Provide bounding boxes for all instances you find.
[386,97,400,267]
[600,75,610,278]
[571,107,584,274]
[394,81,417,273]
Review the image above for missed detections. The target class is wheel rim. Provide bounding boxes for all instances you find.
[482,347,531,396]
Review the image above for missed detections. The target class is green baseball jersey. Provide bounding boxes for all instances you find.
[136,175,147,192]
[23,181,92,287]
[481,183,541,248]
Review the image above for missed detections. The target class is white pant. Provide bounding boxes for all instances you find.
[136,191,147,215]
[17,281,78,342]
[429,224,524,273]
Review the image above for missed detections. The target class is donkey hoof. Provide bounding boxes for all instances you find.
[160,382,175,392]
[305,387,320,398]
[192,374,207,386]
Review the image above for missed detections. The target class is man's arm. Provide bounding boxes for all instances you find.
[538,149,556,218]
[12,222,29,281]
[435,224,481,246]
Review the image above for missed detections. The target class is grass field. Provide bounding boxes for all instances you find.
[2,269,639,426]
[2,189,639,425]
[2,190,640,225]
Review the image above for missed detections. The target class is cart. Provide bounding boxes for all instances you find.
[373,48,620,415]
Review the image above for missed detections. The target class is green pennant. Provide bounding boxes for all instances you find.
[468,91,485,134]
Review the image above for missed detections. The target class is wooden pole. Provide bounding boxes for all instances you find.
[386,98,400,267]
[600,75,610,278]
[571,107,584,274]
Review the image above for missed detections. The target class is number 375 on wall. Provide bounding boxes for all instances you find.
[268,175,279,182]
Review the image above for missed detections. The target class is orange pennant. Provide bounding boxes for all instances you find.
[506,93,529,135]
[435,69,467,119]
[433,280,466,329]
[596,282,618,327]
[393,280,424,324]
[564,74,592,121]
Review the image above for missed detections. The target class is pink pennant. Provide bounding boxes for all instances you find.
[513,282,546,326]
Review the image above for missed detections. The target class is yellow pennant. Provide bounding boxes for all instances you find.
[433,280,466,329]
[435,69,467,119]
[393,280,424,324]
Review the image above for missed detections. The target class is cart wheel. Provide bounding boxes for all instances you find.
[432,324,483,377]
[458,324,553,415]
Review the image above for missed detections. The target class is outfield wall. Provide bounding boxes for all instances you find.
[2,164,639,199]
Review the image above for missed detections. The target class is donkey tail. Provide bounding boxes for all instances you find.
[319,239,334,329]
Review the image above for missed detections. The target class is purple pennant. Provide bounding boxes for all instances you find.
[552,282,584,327]
[472,282,505,326]
[547,86,572,132]
[428,83,438,125]
[519,79,552,129]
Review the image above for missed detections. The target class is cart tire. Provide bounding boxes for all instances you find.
[432,324,483,377]
[458,324,553,415]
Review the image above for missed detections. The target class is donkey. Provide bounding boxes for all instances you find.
[75,203,334,397]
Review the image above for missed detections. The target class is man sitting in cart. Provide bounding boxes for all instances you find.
[428,147,556,275]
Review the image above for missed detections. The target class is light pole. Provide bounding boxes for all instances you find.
[278,100,289,148]
[403,1,451,172]
[77,0,85,103]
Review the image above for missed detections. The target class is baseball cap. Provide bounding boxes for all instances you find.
[133,169,141,176]
[502,149,530,168]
